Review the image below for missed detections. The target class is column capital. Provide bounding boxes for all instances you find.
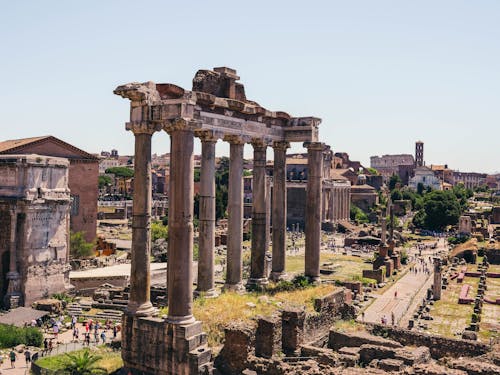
[250,138,270,150]
[224,134,246,145]
[272,141,290,151]
[163,118,201,134]
[126,122,163,135]
[194,130,220,143]
[304,141,325,151]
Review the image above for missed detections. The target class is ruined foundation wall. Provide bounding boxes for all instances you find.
[369,324,490,359]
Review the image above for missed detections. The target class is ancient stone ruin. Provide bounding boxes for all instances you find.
[115,67,331,374]
[0,154,71,308]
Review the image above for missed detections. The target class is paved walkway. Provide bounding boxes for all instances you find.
[359,238,448,327]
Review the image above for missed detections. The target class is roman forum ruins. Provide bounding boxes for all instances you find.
[114,67,333,374]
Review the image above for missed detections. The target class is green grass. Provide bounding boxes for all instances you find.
[285,253,372,283]
[36,347,122,373]
[426,276,478,339]
[161,284,338,349]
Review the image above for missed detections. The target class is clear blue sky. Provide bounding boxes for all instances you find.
[1,1,499,173]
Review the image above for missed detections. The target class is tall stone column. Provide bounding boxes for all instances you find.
[305,142,324,283]
[165,119,196,324]
[5,206,22,308]
[224,135,245,291]
[248,139,269,288]
[271,141,289,281]
[195,131,218,297]
[328,188,334,222]
[126,122,161,317]
[433,258,442,300]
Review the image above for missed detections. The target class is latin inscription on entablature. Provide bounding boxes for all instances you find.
[199,112,284,140]
[0,167,17,186]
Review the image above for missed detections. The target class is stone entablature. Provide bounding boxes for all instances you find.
[0,154,71,308]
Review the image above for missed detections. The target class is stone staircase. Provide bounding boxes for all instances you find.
[67,302,83,316]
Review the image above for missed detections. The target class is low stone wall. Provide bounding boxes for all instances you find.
[215,288,352,373]
[368,324,490,359]
[328,329,402,350]
[363,269,385,283]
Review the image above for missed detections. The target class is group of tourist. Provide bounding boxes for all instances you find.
[72,317,119,346]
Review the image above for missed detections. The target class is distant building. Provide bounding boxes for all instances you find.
[409,166,442,191]
[370,154,415,184]
[452,171,487,190]
[415,141,424,167]
[0,136,99,242]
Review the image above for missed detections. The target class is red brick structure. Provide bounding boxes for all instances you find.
[0,136,98,242]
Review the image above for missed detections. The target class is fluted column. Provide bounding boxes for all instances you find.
[305,142,324,283]
[165,119,197,324]
[195,131,218,297]
[248,139,269,288]
[125,122,161,317]
[224,135,245,291]
[270,141,289,281]
[328,188,334,222]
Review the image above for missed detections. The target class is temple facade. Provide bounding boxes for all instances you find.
[115,67,328,374]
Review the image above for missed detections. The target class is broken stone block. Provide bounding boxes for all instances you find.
[377,358,405,372]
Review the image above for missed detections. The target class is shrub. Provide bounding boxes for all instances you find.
[0,324,43,348]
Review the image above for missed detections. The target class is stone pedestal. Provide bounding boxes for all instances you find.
[122,316,212,375]
[305,142,324,283]
[384,259,394,277]
[270,142,289,281]
[224,136,245,292]
[195,131,218,297]
[248,140,269,289]
[391,254,401,271]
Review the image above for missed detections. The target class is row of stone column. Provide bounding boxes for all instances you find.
[324,187,350,222]
[126,120,325,324]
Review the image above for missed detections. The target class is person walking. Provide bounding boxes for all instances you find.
[9,349,17,368]
[24,350,31,366]
[101,330,106,344]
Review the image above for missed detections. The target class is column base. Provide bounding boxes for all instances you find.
[125,301,157,317]
[166,314,196,326]
[269,271,288,282]
[223,282,246,293]
[194,288,219,299]
[305,275,321,285]
[246,277,269,291]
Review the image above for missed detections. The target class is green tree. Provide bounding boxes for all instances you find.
[350,205,369,224]
[98,175,112,189]
[388,174,402,191]
[417,182,425,195]
[215,158,230,219]
[412,209,426,229]
[391,189,403,201]
[104,166,134,178]
[151,221,168,242]
[70,231,94,258]
[57,350,107,375]
[422,190,461,230]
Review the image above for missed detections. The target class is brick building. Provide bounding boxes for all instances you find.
[0,136,99,242]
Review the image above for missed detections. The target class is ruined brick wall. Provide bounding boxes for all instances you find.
[369,324,490,359]
[305,289,346,342]
[69,160,98,242]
